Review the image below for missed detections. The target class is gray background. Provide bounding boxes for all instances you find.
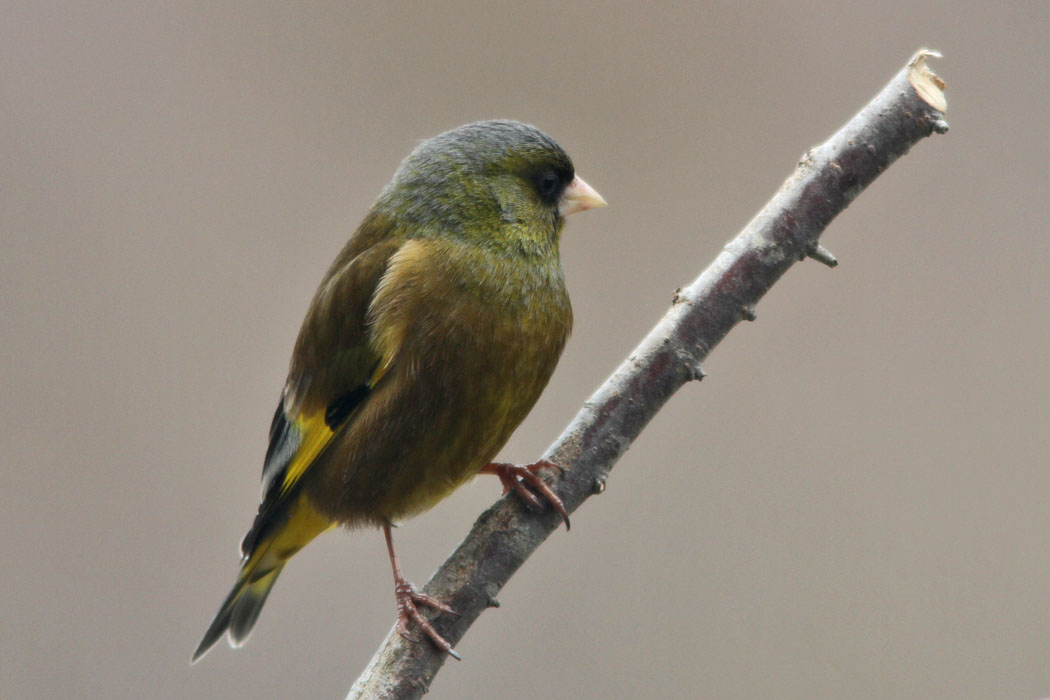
[4,2,1049,699]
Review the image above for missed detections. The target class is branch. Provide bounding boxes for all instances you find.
[347,49,948,700]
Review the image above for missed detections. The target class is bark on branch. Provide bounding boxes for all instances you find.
[347,49,948,700]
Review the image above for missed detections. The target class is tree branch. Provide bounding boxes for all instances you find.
[347,49,948,700]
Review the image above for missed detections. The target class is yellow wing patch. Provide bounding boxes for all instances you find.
[278,410,337,498]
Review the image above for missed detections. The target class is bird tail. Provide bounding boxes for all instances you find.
[191,492,333,663]
[191,561,285,664]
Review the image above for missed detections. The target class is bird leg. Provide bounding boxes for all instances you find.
[383,521,461,660]
[480,459,570,530]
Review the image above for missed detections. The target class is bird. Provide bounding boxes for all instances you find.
[191,120,606,663]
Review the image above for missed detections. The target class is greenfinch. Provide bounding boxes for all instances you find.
[192,120,605,662]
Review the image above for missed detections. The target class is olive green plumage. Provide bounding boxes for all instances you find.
[193,120,603,663]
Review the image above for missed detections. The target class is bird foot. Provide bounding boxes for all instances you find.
[480,459,570,530]
[393,578,461,660]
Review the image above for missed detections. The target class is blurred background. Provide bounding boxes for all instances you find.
[4,2,1048,698]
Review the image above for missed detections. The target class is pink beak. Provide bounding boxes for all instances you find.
[558,175,607,217]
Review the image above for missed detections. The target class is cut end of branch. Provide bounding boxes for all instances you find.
[907,49,947,113]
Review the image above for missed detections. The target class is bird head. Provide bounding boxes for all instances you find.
[375,120,605,255]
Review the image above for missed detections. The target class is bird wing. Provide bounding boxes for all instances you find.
[239,235,405,557]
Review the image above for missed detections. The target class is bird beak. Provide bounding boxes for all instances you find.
[558,176,607,217]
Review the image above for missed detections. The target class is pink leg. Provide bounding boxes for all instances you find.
[383,521,461,659]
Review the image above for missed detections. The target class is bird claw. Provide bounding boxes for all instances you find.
[481,459,570,530]
[394,580,461,659]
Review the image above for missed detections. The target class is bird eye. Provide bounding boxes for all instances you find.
[536,171,561,200]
